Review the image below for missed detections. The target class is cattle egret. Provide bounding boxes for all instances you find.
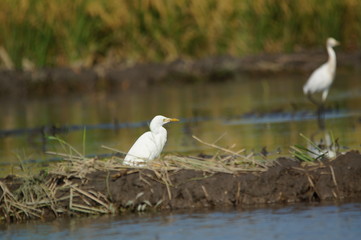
[123,115,179,166]
[303,37,340,104]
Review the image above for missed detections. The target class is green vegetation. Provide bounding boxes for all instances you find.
[290,132,338,162]
[0,0,360,69]
[291,142,326,162]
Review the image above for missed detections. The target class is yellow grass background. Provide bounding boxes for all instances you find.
[0,0,360,68]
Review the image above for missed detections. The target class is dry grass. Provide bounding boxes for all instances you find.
[0,173,115,222]
[48,134,269,178]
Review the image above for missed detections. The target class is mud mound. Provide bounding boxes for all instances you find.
[102,151,361,208]
[1,151,361,222]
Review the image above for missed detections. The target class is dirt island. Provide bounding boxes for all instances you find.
[1,150,361,223]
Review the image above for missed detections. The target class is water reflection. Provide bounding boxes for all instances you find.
[0,71,360,175]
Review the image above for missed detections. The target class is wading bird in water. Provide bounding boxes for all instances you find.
[303,37,340,105]
[303,37,339,129]
[123,115,179,166]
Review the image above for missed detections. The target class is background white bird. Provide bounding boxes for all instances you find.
[123,115,179,166]
[303,37,340,104]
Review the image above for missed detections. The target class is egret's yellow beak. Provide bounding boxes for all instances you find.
[164,118,179,123]
[335,40,340,46]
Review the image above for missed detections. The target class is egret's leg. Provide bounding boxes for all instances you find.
[306,93,325,129]
[316,104,325,130]
[307,93,322,108]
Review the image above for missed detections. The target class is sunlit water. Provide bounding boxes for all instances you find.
[1,202,361,240]
[0,70,361,175]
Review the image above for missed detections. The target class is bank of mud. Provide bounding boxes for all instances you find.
[1,150,361,223]
[1,51,361,97]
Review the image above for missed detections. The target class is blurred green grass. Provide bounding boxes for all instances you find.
[0,0,360,69]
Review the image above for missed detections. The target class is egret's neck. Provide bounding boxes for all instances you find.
[150,124,165,134]
[150,124,167,150]
[327,45,337,74]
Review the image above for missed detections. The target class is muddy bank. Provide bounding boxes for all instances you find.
[1,151,361,223]
[1,51,360,97]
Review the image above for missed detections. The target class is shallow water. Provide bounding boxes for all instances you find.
[0,70,361,175]
[1,202,361,240]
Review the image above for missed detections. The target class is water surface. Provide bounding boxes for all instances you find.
[1,202,360,240]
[0,70,360,175]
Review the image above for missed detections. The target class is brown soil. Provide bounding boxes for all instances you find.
[1,151,361,222]
[1,51,360,97]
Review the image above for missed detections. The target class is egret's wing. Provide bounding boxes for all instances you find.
[124,131,157,162]
[304,63,332,93]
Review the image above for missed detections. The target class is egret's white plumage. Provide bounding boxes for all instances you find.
[303,37,340,102]
[123,115,179,166]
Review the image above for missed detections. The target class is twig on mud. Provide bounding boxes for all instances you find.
[106,171,112,201]
[67,181,114,214]
[71,185,112,211]
[235,181,241,204]
[307,175,315,189]
[69,188,74,211]
[150,168,172,200]
[201,185,210,200]
[329,166,340,198]
[112,170,139,180]
[329,166,338,188]
[139,172,152,186]
[71,203,109,214]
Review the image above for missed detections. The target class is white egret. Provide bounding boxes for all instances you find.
[303,37,340,104]
[123,115,179,166]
